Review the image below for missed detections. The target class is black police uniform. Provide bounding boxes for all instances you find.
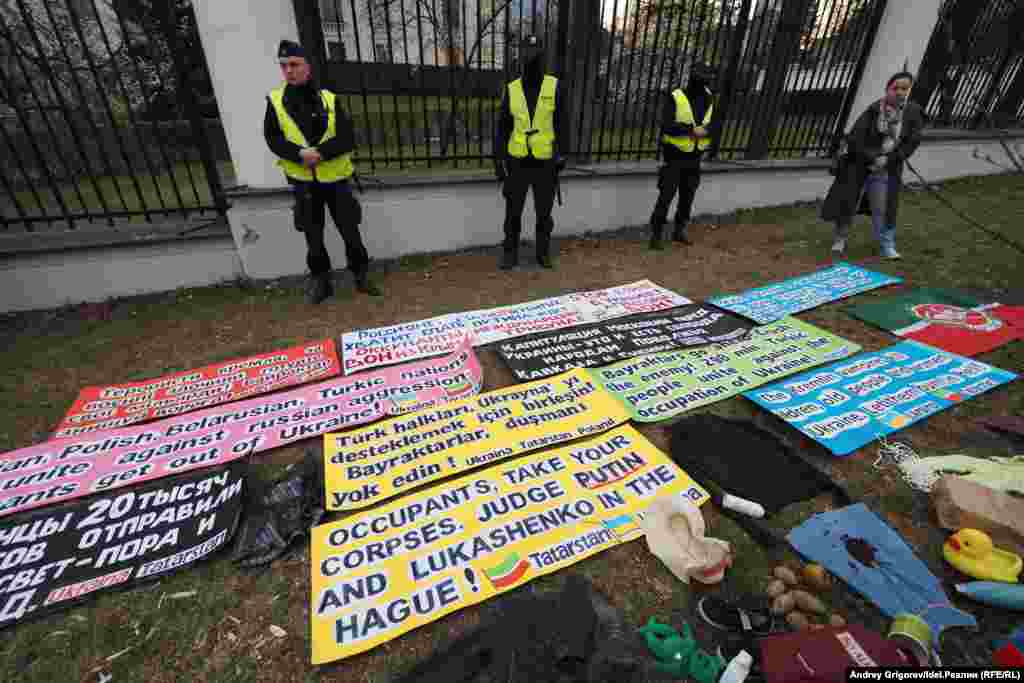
[264,42,374,300]
[649,69,715,249]
[494,39,571,269]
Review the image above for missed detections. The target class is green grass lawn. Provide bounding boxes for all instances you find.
[6,160,237,226]
[0,173,1021,681]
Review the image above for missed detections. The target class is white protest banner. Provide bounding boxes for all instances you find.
[339,280,691,373]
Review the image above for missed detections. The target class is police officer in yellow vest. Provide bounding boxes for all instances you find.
[264,40,381,303]
[494,36,571,270]
[648,62,717,250]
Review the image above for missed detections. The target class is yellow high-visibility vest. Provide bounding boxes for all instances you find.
[507,75,557,159]
[268,86,354,182]
[663,88,713,152]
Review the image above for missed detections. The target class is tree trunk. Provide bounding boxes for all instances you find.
[567,0,602,162]
[744,0,815,159]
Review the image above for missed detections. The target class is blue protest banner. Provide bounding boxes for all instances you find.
[744,341,1017,456]
[708,263,902,324]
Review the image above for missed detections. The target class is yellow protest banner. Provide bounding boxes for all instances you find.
[310,425,708,664]
[324,366,631,511]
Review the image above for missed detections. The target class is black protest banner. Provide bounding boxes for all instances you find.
[496,304,755,381]
[0,463,244,629]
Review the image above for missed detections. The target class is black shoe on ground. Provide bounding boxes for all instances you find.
[697,595,774,635]
[354,274,382,297]
[537,252,553,269]
[673,226,693,244]
[500,249,519,270]
[649,225,665,250]
[305,274,333,304]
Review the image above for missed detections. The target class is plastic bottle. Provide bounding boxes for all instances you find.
[722,494,765,519]
[718,650,753,683]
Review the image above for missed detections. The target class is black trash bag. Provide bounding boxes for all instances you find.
[232,447,325,568]
[395,575,645,683]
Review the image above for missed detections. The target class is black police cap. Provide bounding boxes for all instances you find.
[278,40,306,60]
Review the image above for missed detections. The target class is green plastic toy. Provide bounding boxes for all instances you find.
[638,618,726,683]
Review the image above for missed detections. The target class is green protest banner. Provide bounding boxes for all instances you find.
[590,317,861,421]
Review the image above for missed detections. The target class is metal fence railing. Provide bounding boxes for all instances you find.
[914,0,1024,130]
[0,0,228,232]
[295,0,889,172]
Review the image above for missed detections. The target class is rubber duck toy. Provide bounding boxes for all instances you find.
[943,529,1022,583]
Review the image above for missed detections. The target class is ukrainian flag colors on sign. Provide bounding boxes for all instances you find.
[309,425,708,664]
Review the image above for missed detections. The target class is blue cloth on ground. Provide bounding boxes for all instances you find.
[787,503,976,648]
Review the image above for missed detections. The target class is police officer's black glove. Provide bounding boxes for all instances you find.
[495,161,507,182]
[555,155,567,173]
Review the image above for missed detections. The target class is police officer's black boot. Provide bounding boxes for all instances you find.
[649,223,665,251]
[354,272,382,297]
[673,223,693,245]
[500,231,519,270]
[536,233,553,269]
[305,273,333,305]
[500,247,519,270]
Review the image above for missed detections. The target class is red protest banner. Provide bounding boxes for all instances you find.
[52,340,341,438]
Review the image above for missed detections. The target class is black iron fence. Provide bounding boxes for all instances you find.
[914,0,1024,130]
[0,0,228,232]
[1,0,896,231]
[296,0,889,171]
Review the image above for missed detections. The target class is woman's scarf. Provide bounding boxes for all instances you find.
[877,98,904,155]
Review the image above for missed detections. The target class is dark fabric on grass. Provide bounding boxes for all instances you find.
[669,414,839,515]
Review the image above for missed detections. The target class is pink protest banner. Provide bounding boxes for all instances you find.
[0,340,483,519]
[53,340,342,439]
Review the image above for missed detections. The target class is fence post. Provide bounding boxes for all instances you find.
[292,0,329,80]
[839,0,945,141]
[744,0,816,160]
[829,0,888,156]
[568,0,602,163]
[192,0,301,189]
[156,2,228,215]
[708,0,753,160]
[910,0,986,119]
[972,50,1016,129]
[993,57,1024,127]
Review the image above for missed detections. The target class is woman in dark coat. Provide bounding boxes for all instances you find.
[821,72,924,259]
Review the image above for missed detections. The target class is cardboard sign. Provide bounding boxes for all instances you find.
[0,342,483,518]
[340,280,691,373]
[708,263,902,324]
[53,340,341,438]
[310,425,707,664]
[496,304,755,381]
[591,317,860,422]
[845,288,1024,357]
[0,463,244,630]
[745,341,1018,456]
[324,366,631,511]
